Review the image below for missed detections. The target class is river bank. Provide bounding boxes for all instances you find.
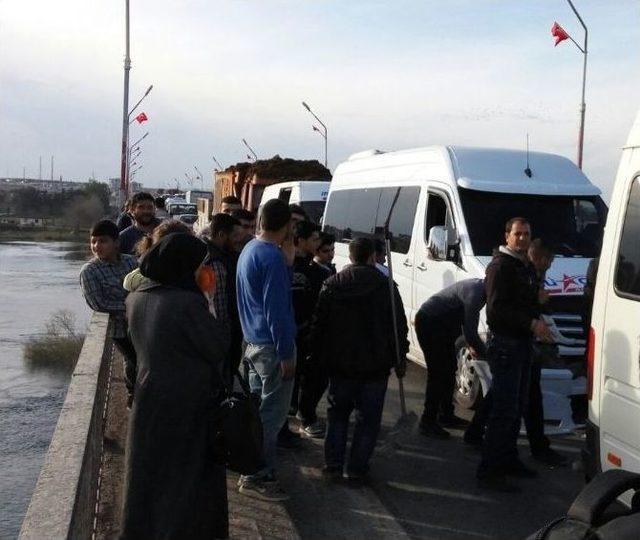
[0,227,89,242]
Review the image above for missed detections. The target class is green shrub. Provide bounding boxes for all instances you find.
[24,310,85,371]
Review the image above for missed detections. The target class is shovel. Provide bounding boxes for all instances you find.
[378,188,418,454]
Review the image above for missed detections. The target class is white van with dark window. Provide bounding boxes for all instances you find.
[324,146,606,429]
[259,180,330,224]
[584,112,640,485]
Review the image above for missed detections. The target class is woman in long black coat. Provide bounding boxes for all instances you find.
[121,233,229,539]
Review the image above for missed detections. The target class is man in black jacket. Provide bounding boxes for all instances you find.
[477,217,553,492]
[310,237,409,481]
[415,279,486,438]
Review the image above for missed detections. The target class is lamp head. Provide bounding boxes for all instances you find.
[145,85,153,96]
[302,101,310,111]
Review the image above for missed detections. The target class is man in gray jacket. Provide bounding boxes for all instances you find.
[415,279,486,438]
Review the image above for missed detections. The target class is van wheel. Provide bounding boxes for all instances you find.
[454,336,483,410]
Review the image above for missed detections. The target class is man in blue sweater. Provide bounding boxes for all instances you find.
[236,199,297,502]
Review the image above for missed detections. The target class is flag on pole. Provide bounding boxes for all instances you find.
[135,112,148,124]
[551,22,570,46]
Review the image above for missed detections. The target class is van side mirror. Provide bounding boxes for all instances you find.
[427,226,448,261]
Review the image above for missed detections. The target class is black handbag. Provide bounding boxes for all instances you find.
[527,469,640,540]
[213,371,264,475]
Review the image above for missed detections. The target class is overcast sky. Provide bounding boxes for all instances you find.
[1,1,638,199]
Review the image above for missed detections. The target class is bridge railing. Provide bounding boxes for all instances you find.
[19,312,112,540]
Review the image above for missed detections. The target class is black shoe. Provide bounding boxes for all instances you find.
[277,429,302,449]
[532,447,569,467]
[504,460,538,479]
[419,420,451,439]
[477,474,521,493]
[438,414,470,428]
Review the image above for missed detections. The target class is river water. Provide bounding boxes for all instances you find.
[0,242,91,539]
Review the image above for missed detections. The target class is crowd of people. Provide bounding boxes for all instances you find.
[79,192,569,537]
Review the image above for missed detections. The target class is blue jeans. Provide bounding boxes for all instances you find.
[478,334,532,478]
[241,343,295,480]
[325,377,388,476]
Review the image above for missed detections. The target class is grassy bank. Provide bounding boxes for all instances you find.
[24,310,85,373]
[0,227,88,242]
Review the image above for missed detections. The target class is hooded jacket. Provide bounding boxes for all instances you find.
[309,263,409,381]
[485,247,540,339]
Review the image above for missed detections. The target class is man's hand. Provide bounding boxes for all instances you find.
[532,319,554,343]
[281,237,296,267]
[395,361,407,378]
[281,360,296,380]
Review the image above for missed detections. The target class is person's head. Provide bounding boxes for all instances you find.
[135,219,192,257]
[154,196,166,210]
[260,199,292,243]
[230,208,256,241]
[289,204,308,225]
[90,219,120,261]
[504,217,531,254]
[140,233,208,290]
[374,239,386,265]
[293,220,321,256]
[528,238,555,275]
[349,237,376,266]
[315,232,335,265]
[210,213,244,252]
[220,195,242,215]
[130,192,156,226]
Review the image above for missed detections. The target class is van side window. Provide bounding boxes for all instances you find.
[615,177,640,298]
[426,191,455,243]
[323,190,352,240]
[279,188,292,204]
[324,186,420,253]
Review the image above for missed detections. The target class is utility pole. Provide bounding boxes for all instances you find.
[302,101,328,168]
[120,0,131,203]
[39,156,42,180]
[50,156,54,181]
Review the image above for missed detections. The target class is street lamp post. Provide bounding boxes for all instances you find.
[126,132,148,189]
[242,139,258,161]
[194,166,205,190]
[302,101,328,168]
[564,0,588,170]
[212,155,223,171]
[119,0,131,204]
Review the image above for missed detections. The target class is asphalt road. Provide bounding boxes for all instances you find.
[280,361,586,540]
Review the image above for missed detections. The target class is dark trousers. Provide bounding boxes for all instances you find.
[298,354,329,426]
[324,377,388,476]
[477,334,532,478]
[467,354,550,454]
[113,336,137,399]
[415,312,458,422]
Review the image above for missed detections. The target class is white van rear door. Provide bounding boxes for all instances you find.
[600,175,640,474]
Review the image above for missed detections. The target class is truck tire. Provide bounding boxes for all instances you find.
[454,336,484,410]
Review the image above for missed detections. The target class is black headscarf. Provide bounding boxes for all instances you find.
[140,233,207,293]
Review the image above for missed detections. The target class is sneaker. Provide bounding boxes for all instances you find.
[532,447,568,466]
[277,428,302,449]
[300,420,325,438]
[419,420,451,439]
[477,474,521,493]
[238,479,290,502]
[504,460,538,479]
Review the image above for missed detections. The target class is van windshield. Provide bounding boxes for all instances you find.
[458,188,607,257]
[301,201,326,225]
[169,204,197,215]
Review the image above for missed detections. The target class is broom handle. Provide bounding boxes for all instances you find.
[383,187,408,417]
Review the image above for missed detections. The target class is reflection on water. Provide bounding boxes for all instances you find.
[0,242,91,538]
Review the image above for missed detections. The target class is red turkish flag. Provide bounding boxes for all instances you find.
[135,112,148,124]
[551,22,570,46]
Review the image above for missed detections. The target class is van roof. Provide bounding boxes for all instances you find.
[625,110,640,148]
[337,146,600,196]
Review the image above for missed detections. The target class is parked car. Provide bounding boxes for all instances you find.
[324,146,606,432]
[258,180,330,224]
[584,111,640,495]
